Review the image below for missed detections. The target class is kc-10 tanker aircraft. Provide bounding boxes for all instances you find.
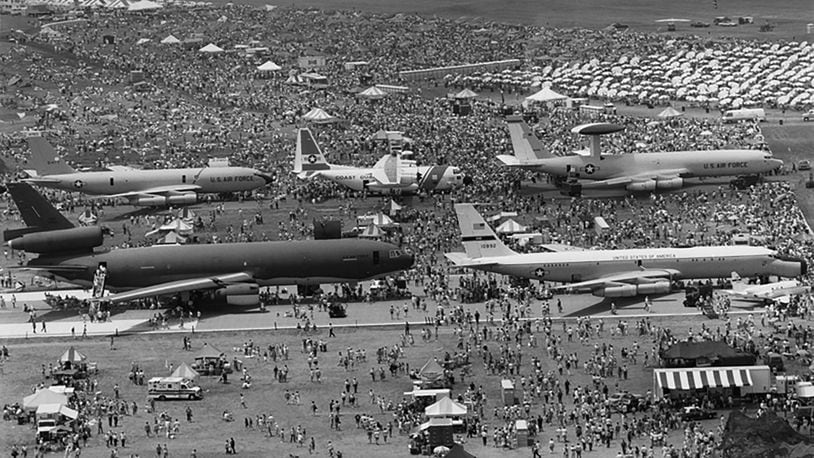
[3,182,414,305]
[497,116,783,194]
[445,204,805,297]
[21,137,273,206]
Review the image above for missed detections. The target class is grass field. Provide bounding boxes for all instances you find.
[0,314,739,457]
[264,0,812,41]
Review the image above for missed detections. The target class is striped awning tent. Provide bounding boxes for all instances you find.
[656,367,753,390]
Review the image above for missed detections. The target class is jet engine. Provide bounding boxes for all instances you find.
[626,180,657,192]
[8,226,104,253]
[594,281,672,297]
[130,193,198,207]
[656,178,683,189]
[214,283,260,306]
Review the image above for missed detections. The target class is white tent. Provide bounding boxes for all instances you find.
[488,211,518,222]
[496,218,528,234]
[302,108,336,124]
[161,35,181,44]
[257,61,282,71]
[285,75,304,85]
[36,403,78,420]
[425,396,468,418]
[127,0,162,11]
[59,347,86,363]
[657,106,683,118]
[453,88,478,99]
[199,43,224,53]
[357,212,397,228]
[23,390,68,411]
[357,86,387,99]
[525,87,567,103]
[159,218,193,235]
[136,38,151,45]
[389,199,402,216]
[171,362,199,380]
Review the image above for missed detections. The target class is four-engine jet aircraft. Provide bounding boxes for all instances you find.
[3,182,413,305]
[21,137,273,206]
[497,116,783,193]
[293,128,466,194]
[444,203,805,297]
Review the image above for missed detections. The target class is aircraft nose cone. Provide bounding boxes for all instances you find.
[401,252,415,270]
[770,159,784,170]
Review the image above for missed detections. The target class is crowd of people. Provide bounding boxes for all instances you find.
[3,2,814,458]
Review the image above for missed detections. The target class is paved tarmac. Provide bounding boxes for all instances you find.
[0,284,765,339]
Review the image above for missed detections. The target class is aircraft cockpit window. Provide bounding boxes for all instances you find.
[764,155,773,160]
[389,250,403,258]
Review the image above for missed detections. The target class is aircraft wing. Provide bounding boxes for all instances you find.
[553,269,679,292]
[496,155,548,169]
[581,169,691,188]
[101,184,203,198]
[539,243,586,252]
[99,272,254,303]
[444,252,498,268]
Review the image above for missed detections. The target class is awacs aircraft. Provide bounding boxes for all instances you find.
[497,116,783,194]
[444,203,805,297]
[3,182,413,305]
[22,137,273,206]
[721,274,810,303]
[293,128,467,194]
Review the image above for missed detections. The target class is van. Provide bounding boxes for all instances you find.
[764,352,784,373]
[147,377,203,401]
[722,108,765,123]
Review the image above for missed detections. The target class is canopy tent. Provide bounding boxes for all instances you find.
[453,88,478,99]
[285,75,304,85]
[657,106,684,118]
[127,0,162,11]
[196,343,225,360]
[36,403,78,420]
[495,218,528,234]
[419,358,445,381]
[177,207,196,224]
[23,390,68,411]
[357,86,387,99]
[301,108,336,124]
[389,199,402,216]
[160,35,181,44]
[77,209,97,225]
[199,43,224,53]
[171,362,200,380]
[59,347,86,364]
[358,224,383,239]
[445,444,477,458]
[257,60,282,71]
[158,231,188,245]
[425,396,468,418]
[525,87,567,103]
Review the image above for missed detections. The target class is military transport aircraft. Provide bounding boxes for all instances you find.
[293,128,467,194]
[444,203,805,297]
[21,137,273,206]
[4,182,413,306]
[497,116,783,194]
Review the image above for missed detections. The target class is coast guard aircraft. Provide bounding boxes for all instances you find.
[293,128,467,194]
[497,116,783,194]
[22,137,273,206]
[444,203,805,297]
[722,274,810,303]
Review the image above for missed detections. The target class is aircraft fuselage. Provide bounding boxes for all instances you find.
[29,239,414,289]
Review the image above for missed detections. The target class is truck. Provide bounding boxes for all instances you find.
[147,377,203,401]
[722,108,765,123]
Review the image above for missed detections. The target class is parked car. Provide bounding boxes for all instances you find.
[681,406,716,421]
[798,160,811,171]
[691,21,710,27]
[608,392,646,413]
[803,109,814,122]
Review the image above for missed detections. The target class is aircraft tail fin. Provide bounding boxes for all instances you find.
[454,203,517,259]
[505,115,552,161]
[293,128,332,174]
[26,137,75,175]
[3,182,74,241]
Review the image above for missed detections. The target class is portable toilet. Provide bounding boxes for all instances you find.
[501,379,515,406]
[594,216,610,235]
[515,419,529,447]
